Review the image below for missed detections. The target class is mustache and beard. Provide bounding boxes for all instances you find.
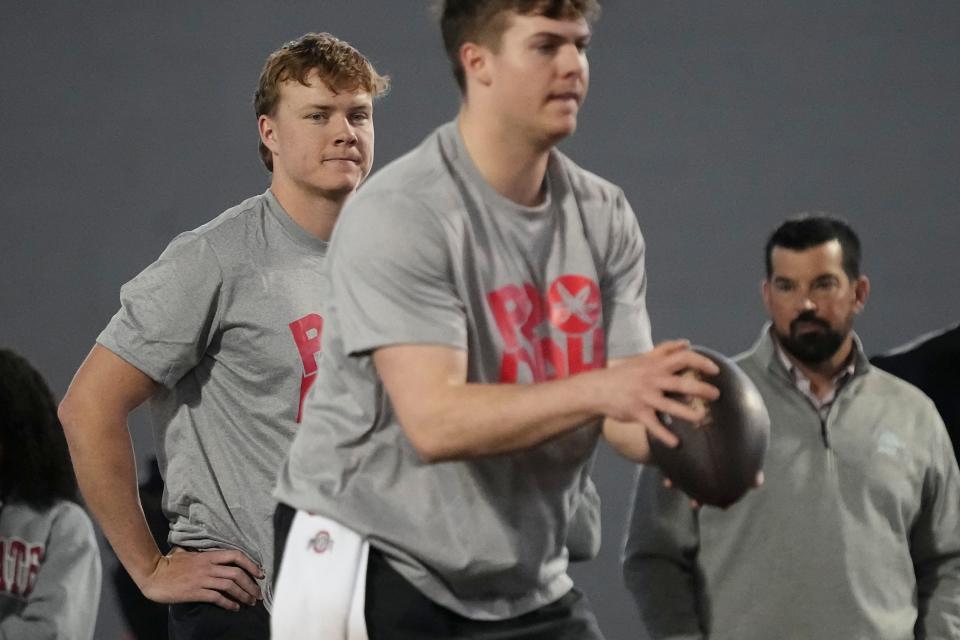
[775,310,847,365]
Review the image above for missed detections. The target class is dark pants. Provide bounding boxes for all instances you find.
[168,599,269,640]
[273,503,605,640]
[167,546,270,640]
[274,501,297,591]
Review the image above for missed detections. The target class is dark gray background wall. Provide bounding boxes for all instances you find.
[2,2,957,637]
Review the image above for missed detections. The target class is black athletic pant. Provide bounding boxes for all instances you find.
[168,597,269,640]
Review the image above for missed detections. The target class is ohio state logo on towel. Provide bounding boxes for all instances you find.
[487,274,605,383]
[307,530,334,554]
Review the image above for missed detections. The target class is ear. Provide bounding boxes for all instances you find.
[460,41,493,88]
[761,279,773,313]
[853,275,870,313]
[259,114,278,154]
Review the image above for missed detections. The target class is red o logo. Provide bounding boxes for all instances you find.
[307,530,333,554]
[547,275,601,334]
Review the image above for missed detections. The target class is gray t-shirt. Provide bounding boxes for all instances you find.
[275,121,653,619]
[98,190,328,607]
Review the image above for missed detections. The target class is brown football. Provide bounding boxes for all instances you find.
[649,346,770,508]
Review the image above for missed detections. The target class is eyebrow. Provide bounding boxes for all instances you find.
[528,30,591,44]
[773,273,840,284]
[529,29,593,42]
[300,102,371,111]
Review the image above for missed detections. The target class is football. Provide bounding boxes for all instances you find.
[649,346,770,508]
